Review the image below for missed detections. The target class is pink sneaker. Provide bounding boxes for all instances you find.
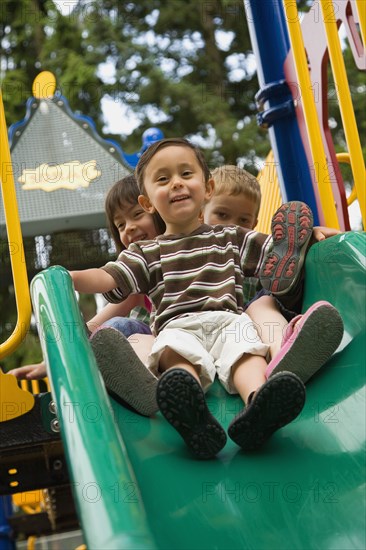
[265,301,344,383]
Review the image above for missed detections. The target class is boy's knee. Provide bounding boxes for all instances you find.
[160,347,183,370]
[159,348,199,376]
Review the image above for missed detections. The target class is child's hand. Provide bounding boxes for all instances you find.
[7,362,47,380]
[312,226,341,242]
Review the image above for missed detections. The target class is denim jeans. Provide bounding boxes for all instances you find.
[102,316,151,338]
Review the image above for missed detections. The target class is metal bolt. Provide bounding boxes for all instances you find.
[52,459,63,471]
[50,419,60,433]
[49,401,57,415]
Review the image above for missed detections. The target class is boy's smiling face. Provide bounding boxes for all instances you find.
[204,193,258,229]
[139,145,214,235]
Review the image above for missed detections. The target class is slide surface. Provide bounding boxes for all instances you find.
[32,233,366,550]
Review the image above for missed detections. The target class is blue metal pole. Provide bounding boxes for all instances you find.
[245,0,319,223]
[0,497,15,550]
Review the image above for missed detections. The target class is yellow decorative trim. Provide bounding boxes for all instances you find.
[32,71,56,99]
[13,489,43,509]
[18,160,101,192]
[0,370,35,422]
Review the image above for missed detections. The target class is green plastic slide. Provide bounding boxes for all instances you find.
[31,233,365,550]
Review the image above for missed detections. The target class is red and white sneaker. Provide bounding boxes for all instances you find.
[259,201,313,295]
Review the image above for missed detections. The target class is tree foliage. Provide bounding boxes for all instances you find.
[1,0,272,169]
[1,1,364,165]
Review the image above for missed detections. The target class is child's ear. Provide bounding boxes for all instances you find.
[138,194,155,213]
[205,178,215,201]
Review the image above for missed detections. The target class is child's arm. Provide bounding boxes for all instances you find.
[7,297,145,380]
[70,268,117,294]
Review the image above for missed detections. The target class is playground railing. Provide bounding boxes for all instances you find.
[0,90,32,360]
[283,0,365,229]
[283,0,340,229]
[318,0,365,223]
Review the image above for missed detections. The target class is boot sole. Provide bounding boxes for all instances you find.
[157,369,227,459]
[228,372,305,451]
[91,328,158,417]
[259,201,313,295]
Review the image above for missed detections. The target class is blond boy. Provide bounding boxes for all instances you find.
[204,165,343,383]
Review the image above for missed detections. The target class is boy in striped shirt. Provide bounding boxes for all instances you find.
[71,138,343,459]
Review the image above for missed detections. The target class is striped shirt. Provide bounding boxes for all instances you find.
[243,276,262,303]
[102,224,271,335]
[127,305,150,325]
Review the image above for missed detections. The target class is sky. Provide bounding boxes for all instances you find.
[53,0,140,134]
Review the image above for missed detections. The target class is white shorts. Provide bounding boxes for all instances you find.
[147,311,269,394]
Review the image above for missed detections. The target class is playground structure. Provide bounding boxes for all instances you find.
[0,1,365,549]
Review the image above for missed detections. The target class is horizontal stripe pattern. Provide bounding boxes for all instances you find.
[102,224,271,335]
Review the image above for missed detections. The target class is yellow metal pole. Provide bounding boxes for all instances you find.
[283,0,340,228]
[256,151,282,234]
[337,152,359,206]
[320,0,366,226]
[0,90,32,359]
[355,0,366,46]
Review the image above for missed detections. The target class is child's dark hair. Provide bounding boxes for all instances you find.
[105,174,165,253]
[135,137,211,195]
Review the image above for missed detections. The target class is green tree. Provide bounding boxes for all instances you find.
[0,0,106,125]
[1,0,270,169]
[73,0,269,168]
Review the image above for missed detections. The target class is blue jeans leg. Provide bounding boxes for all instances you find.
[102,316,151,338]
